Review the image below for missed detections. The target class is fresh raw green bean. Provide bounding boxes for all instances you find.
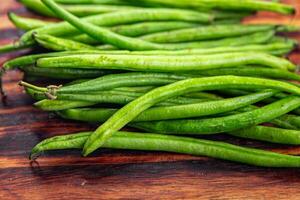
[134,0,295,14]
[54,72,193,94]
[19,0,56,17]
[8,13,50,31]
[34,34,99,51]
[35,33,293,56]
[140,25,275,43]
[71,21,199,44]
[35,99,96,110]
[36,52,295,71]
[20,65,113,79]
[229,126,300,145]
[19,7,213,47]
[30,131,300,167]
[82,76,300,156]
[197,66,300,81]
[133,96,300,135]
[57,89,277,122]
[42,0,212,50]
[54,0,129,4]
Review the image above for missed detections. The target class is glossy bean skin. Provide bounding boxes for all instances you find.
[42,0,212,51]
[8,13,50,31]
[30,131,300,167]
[133,96,300,134]
[20,7,213,46]
[81,76,300,156]
[140,25,275,43]
[36,52,295,71]
[230,126,300,145]
[57,89,276,122]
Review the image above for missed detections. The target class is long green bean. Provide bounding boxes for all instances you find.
[36,52,296,71]
[82,76,300,156]
[8,12,50,31]
[30,131,300,167]
[140,25,275,43]
[41,0,212,50]
[133,96,300,134]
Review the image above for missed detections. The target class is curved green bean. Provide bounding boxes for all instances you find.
[82,76,300,156]
[8,12,50,31]
[42,0,212,51]
[36,52,295,71]
[133,96,300,134]
[30,131,300,167]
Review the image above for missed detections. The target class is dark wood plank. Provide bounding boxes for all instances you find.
[1,0,300,199]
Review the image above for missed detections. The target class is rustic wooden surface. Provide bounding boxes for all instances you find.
[1,1,300,199]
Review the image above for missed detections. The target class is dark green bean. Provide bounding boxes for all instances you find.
[82,76,300,156]
[20,65,113,79]
[36,52,295,71]
[133,96,300,135]
[30,131,300,167]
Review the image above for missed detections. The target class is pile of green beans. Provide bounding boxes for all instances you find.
[2,0,300,167]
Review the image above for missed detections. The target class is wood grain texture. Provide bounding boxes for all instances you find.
[1,1,300,199]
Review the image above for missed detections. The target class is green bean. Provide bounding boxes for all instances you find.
[229,126,300,145]
[20,65,113,79]
[54,0,128,4]
[57,89,277,122]
[133,96,300,135]
[35,99,96,110]
[140,25,275,43]
[197,66,300,81]
[30,131,300,167]
[82,76,300,156]
[71,21,199,44]
[8,13,50,31]
[52,72,193,94]
[41,0,212,51]
[134,0,295,14]
[19,0,56,17]
[36,52,295,72]
[33,32,290,54]
[19,8,213,47]
[34,34,99,51]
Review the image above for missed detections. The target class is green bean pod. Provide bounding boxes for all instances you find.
[197,66,300,81]
[8,12,50,31]
[82,76,300,156]
[229,126,300,145]
[135,0,295,14]
[19,7,213,46]
[57,89,276,122]
[36,52,295,71]
[133,96,300,134]
[30,131,300,167]
[20,65,113,79]
[140,24,275,43]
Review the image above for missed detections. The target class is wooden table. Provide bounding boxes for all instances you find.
[1,1,300,199]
